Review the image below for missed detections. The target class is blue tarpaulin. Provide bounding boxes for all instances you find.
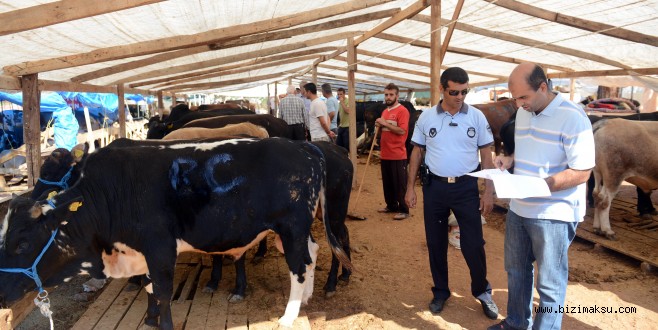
[0,91,79,151]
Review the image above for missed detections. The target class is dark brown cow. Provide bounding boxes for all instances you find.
[472,99,517,155]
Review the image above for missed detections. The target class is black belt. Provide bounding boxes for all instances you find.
[429,167,480,184]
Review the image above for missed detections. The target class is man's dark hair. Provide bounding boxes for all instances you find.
[304,83,317,95]
[440,67,469,89]
[337,87,346,93]
[321,83,332,94]
[527,64,548,91]
[384,83,399,94]
[295,87,301,92]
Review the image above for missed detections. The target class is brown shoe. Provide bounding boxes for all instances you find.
[377,208,394,213]
[393,213,409,220]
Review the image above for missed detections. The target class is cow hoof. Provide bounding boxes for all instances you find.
[125,283,141,292]
[605,233,618,241]
[639,213,654,220]
[251,256,264,265]
[143,317,158,328]
[228,294,245,303]
[325,290,336,299]
[278,316,295,328]
[202,286,216,293]
[338,274,350,285]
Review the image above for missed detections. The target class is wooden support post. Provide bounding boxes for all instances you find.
[312,65,318,86]
[274,81,279,117]
[569,78,575,101]
[21,74,41,187]
[83,107,95,153]
[267,83,272,116]
[430,0,441,106]
[157,90,164,117]
[347,37,358,186]
[171,92,177,107]
[117,83,126,138]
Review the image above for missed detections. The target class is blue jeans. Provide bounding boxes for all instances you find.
[504,211,577,330]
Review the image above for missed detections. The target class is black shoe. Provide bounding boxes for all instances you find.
[429,297,447,314]
[487,319,521,330]
[479,299,499,319]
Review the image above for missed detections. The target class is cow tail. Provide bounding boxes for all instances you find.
[320,185,355,272]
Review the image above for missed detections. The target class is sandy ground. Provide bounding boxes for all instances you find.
[15,160,658,329]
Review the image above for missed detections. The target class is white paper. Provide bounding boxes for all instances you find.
[467,169,551,199]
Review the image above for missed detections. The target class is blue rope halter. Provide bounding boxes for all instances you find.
[0,229,59,293]
[37,166,74,190]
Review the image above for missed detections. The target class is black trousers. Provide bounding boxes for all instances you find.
[422,175,491,300]
[336,127,350,150]
[380,159,408,213]
[288,123,306,141]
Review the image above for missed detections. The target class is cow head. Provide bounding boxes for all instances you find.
[146,117,168,139]
[31,144,87,199]
[0,195,83,307]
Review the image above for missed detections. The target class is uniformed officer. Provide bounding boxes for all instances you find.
[405,67,498,320]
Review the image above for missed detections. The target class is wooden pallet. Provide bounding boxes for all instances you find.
[69,252,313,329]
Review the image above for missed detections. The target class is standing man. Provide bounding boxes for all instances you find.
[322,83,339,136]
[279,85,308,141]
[305,82,335,142]
[405,67,498,320]
[376,83,410,221]
[490,63,594,330]
[336,88,351,150]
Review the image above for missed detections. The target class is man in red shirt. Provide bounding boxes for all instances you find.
[376,83,410,220]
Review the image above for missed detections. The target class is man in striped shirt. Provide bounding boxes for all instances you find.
[279,85,308,141]
[490,63,595,330]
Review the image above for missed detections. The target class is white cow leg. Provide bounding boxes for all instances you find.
[278,271,305,327]
[303,237,319,305]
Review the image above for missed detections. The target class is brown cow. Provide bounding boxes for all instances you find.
[162,122,269,140]
[592,119,658,240]
[472,99,517,155]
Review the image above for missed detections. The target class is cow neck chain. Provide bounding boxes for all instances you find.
[0,229,58,329]
[37,166,74,190]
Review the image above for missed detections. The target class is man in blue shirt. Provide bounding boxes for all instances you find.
[490,63,595,330]
[406,67,498,320]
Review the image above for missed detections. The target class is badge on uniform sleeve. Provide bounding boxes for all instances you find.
[467,127,476,138]
[429,128,437,138]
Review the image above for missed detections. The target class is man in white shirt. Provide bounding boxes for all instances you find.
[304,83,336,142]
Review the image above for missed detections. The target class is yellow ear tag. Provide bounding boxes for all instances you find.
[47,191,58,200]
[69,201,83,212]
[73,149,85,159]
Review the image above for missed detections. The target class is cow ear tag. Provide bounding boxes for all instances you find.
[47,191,58,200]
[73,149,85,159]
[69,201,83,212]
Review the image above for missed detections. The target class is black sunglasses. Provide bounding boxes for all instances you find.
[447,89,469,96]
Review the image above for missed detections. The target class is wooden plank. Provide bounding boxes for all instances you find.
[21,74,41,188]
[3,0,392,76]
[171,300,192,330]
[131,48,335,88]
[0,0,163,37]
[576,222,658,268]
[354,0,429,46]
[72,8,398,83]
[71,278,128,330]
[177,264,202,303]
[183,268,213,329]
[204,261,230,330]
[115,288,148,330]
[376,32,574,72]
[484,0,658,48]
[224,259,248,330]
[413,13,628,70]
[440,0,464,61]
[92,282,141,330]
[123,31,362,86]
[549,68,658,79]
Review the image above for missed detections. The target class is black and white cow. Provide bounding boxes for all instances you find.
[0,138,352,329]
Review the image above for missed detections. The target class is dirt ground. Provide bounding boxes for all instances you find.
[15,160,658,329]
